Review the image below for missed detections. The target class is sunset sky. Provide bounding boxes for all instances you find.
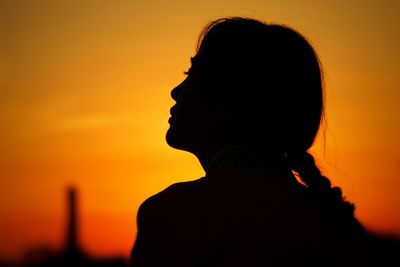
[1,0,399,262]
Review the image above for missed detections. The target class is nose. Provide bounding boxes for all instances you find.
[171,80,184,101]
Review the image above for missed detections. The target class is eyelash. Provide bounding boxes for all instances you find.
[183,57,196,75]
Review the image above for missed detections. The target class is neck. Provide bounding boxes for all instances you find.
[195,147,222,171]
[199,144,287,173]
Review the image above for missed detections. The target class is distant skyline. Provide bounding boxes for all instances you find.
[1,0,400,261]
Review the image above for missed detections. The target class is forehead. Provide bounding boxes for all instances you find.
[189,48,218,75]
[186,54,206,78]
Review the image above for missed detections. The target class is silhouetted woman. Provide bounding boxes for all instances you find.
[131,17,373,267]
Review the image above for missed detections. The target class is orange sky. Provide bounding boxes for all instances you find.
[1,0,399,262]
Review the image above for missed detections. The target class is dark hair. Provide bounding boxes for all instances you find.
[193,17,355,215]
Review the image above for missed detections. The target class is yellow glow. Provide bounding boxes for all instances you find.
[1,0,399,261]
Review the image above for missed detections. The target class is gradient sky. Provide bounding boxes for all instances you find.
[1,0,399,261]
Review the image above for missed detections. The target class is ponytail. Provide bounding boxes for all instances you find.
[288,151,355,217]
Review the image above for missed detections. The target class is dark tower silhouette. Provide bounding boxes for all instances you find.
[17,186,128,267]
[65,187,81,257]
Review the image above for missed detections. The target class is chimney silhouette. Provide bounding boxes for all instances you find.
[65,186,80,255]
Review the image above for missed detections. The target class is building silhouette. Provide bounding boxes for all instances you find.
[13,187,128,267]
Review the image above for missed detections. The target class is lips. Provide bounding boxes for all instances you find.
[170,105,177,117]
[169,105,177,124]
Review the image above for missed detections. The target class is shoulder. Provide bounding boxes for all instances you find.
[137,178,207,222]
[142,177,207,206]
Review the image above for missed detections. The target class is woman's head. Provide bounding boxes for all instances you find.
[167,17,324,162]
[166,17,355,215]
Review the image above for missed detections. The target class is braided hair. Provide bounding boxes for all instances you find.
[289,151,355,217]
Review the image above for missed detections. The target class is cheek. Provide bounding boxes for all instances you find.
[175,102,205,135]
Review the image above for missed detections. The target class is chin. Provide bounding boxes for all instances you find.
[165,127,191,152]
[165,127,180,149]
[165,128,175,147]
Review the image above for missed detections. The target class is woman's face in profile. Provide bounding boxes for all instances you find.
[166,56,225,156]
